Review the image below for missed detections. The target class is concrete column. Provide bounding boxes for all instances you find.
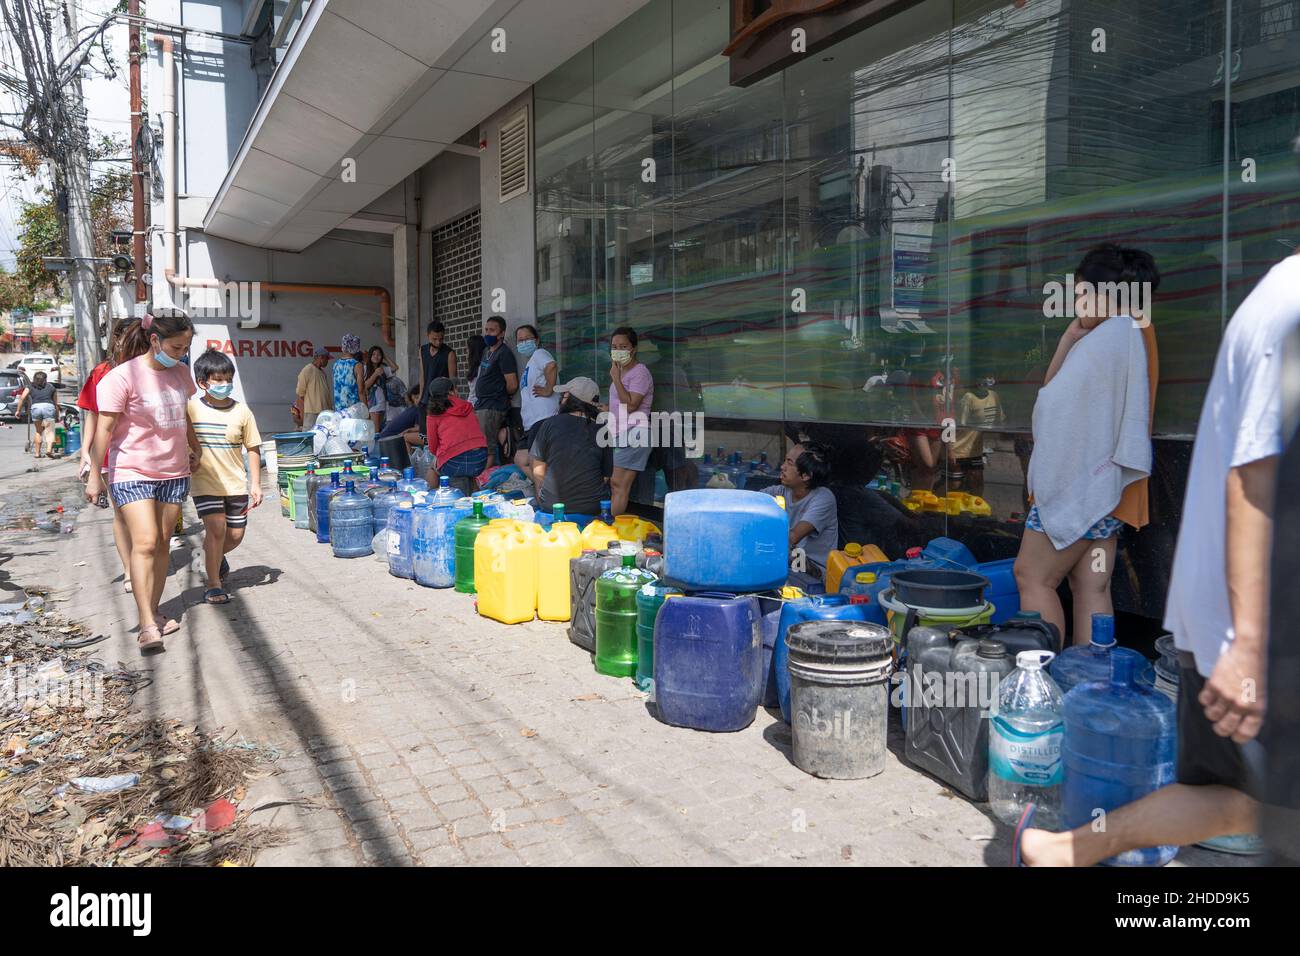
[393,223,420,385]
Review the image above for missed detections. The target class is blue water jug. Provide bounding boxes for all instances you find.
[921,536,977,568]
[654,592,762,732]
[840,571,890,625]
[663,489,789,592]
[315,471,341,544]
[1051,614,1154,694]
[430,474,462,506]
[387,501,415,579]
[398,466,429,497]
[774,595,871,723]
[413,502,457,588]
[329,481,374,558]
[371,481,413,536]
[1063,652,1178,866]
[974,557,1021,623]
[377,456,401,484]
[837,554,940,606]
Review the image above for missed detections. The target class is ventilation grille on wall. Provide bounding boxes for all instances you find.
[498,107,529,203]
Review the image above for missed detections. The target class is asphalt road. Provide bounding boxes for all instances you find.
[0,417,48,482]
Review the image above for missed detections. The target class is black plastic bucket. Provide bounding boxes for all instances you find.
[889,569,989,609]
[376,433,411,472]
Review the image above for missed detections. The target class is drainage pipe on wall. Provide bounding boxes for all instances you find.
[152,35,394,346]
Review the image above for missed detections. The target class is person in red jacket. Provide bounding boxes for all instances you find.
[424,377,487,491]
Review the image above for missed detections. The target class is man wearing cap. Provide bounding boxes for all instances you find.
[296,345,333,429]
[528,377,612,517]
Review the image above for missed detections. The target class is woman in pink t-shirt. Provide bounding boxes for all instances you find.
[84,312,201,652]
[605,326,655,516]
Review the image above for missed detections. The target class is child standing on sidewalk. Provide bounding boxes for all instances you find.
[188,349,263,605]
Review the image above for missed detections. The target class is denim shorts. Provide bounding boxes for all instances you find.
[30,402,56,422]
[1025,504,1122,541]
[441,447,488,477]
[110,477,191,507]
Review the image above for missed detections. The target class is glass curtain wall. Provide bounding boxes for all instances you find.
[535,0,1300,538]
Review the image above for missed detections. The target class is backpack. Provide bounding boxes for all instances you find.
[384,374,407,405]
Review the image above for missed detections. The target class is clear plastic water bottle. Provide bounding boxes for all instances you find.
[989,650,1064,830]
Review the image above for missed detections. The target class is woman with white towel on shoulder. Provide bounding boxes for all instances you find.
[1014,244,1160,646]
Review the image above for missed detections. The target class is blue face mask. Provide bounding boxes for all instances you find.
[207,382,234,399]
[154,348,180,369]
[517,340,537,357]
[483,334,498,348]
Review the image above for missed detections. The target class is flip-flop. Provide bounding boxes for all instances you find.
[137,624,165,653]
[155,615,181,636]
[204,588,231,605]
[1012,803,1037,868]
[219,557,230,579]
[123,580,133,594]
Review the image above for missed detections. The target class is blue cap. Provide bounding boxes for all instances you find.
[345,480,355,492]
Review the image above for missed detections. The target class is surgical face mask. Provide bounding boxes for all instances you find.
[152,338,181,368]
[517,340,537,358]
[483,334,498,347]
[207,382,234,399]
[610,348,632,366]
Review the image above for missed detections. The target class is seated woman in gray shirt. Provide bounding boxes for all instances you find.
[761,441,838,589]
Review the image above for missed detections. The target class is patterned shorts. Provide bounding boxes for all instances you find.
[1025,504,1123,542]
[193,494,251,529]
[110,477,190,508]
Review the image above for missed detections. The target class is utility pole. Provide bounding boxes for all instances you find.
[56,0,103,382]
[0,0,108,386]
[128,0,145,303]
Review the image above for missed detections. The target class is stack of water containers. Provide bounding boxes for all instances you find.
[834,537,1021,626]
[651,489,790,732]
[986,614,1177,866]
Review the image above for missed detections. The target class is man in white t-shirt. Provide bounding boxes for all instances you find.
[514,323,559,472]
[1017,250,1300,867]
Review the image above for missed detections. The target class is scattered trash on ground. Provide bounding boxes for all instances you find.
[0,481,86,534]
[1,602,290,866]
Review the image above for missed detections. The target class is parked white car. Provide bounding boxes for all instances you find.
[16,352,62,384]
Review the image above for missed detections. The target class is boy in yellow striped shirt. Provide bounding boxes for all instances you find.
[188,349,263,605]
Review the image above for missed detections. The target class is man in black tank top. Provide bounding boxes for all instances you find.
[419,321,457,405]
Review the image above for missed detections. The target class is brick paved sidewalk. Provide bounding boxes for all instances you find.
[1,461,1242,867]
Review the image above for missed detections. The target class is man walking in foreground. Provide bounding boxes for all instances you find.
[1017,246,1300,866]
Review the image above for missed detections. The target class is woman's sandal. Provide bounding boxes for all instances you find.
[1012,803,1037,868]
[155,614,181,636]
[123,580,133,594]
[138,624,165,653]
[204,588,231,605]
